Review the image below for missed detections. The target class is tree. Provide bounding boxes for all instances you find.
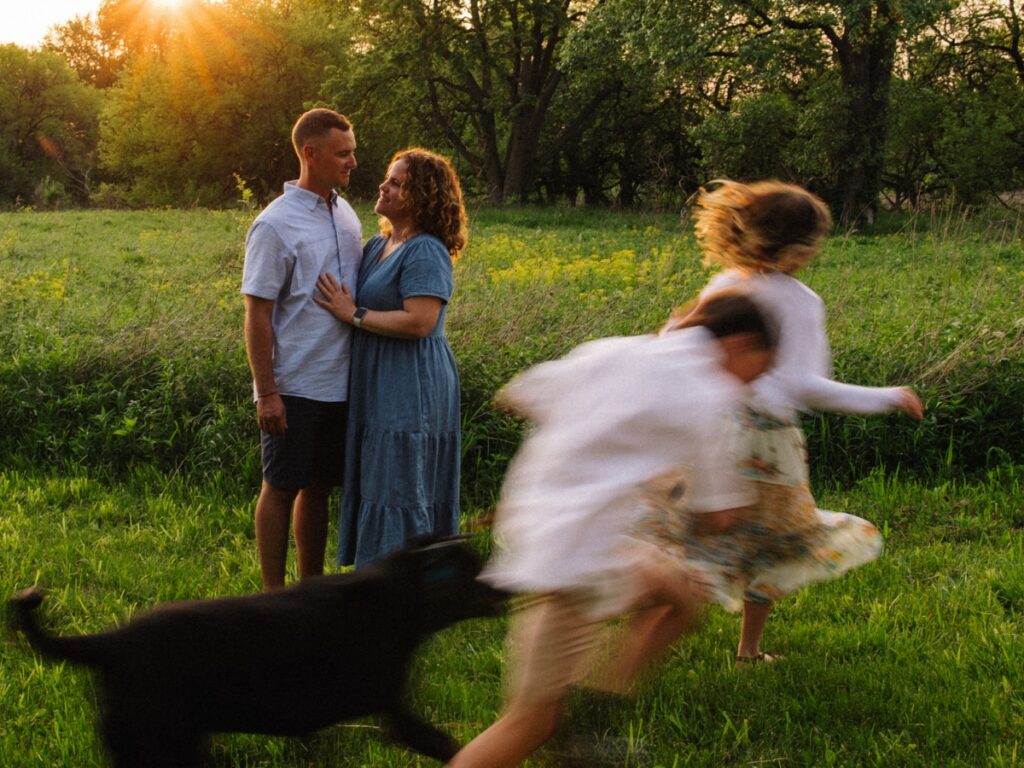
[43,14,124,88]
[98,0,352,205]
[545,0,703,206]
[329,0,592,204]
[0,45,102,205]
[593,0,956,224]
[761,2,908,225]
[881,1,1024,205]
[935,0,1024,85]
[553,0,839,204]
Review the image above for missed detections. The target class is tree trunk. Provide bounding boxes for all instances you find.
[504,113,541,203]
[829,7,898,227]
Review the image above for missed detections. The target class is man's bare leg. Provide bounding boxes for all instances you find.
[255,481,298,591]
[294,483,332,580]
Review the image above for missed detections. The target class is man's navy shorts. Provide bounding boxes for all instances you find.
[261,396,347,491]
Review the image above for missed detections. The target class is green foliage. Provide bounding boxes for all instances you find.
[0,45,102,207]
[97,0,354,206]
[322,0,581,204]
[43,13,123,88]
[935,91,1024,204]
[552,2,702,206]
[12,0,1024,213]
[0,208,256,485]
[887,19,1024,208]
[693,93,800,181]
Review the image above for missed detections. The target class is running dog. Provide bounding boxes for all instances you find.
[9,537,506,767]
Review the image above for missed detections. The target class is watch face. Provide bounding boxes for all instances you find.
[354,308,368,319]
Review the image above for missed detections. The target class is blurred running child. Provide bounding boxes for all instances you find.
[448,291,777,768]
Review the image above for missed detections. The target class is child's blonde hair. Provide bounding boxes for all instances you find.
[693,180,832,274]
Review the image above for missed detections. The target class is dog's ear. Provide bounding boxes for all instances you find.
[406,539,507,627]
[404,533,471,550]
[416,539,483,583]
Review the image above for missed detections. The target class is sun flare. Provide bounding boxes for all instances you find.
[147,0,187,10]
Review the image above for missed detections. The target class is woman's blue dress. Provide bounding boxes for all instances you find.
[339,233,461,567]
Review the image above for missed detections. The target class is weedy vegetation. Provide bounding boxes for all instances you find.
[1,204,1021,766]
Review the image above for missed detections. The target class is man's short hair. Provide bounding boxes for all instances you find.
[291,108,352,157]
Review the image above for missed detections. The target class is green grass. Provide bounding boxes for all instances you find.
[1,469,1021,766]
[1,204,1023,765]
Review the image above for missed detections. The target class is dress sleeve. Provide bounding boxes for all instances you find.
[399,237,454,302]
[497,359,570,422]
[497,336,638,423]
[241,220,292,299]
[785,374,907,415]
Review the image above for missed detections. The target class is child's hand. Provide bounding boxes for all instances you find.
[493,386,520,415]
[896,388,924,420]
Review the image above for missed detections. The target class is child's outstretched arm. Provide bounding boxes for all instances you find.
[494,335,649,422]
[788,374,925,419]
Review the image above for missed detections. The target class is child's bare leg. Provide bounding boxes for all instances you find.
[737,599,773,659]
[592,562,707,694]
[450,594,595,767]
[447,695,563,768]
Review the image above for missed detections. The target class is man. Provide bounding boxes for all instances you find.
[241,108,361,590]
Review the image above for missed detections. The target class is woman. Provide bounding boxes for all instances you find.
[315,147,468,567]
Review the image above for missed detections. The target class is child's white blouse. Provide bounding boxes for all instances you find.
[700,270,905,421]
[483,328,755,596]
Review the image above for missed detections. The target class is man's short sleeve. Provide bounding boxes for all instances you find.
[241,220,291,299]
[398,237,453,302]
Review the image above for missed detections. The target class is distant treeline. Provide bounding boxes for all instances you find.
[2,0,1023,224]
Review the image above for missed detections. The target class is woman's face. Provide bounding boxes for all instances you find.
[375,158,411,223]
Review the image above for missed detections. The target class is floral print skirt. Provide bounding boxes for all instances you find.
[630,408,883,612]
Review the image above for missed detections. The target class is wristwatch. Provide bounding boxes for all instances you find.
[352,307,368,328]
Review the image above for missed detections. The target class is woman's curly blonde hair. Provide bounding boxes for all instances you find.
[693,180,832,274]
[380,148,468,259]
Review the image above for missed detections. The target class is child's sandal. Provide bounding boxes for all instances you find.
[734,652,782,668]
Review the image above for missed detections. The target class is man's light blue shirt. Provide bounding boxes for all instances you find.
[241,182,363,402]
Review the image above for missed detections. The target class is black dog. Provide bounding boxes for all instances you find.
[9,537,506,767]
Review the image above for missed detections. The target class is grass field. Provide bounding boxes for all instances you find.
[1,205,1022,766]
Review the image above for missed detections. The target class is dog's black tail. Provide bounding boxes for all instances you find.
[8,587,112,667]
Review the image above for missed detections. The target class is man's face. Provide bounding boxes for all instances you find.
[308,128,357,190]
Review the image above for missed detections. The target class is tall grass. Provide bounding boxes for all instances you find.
[451,204,1024,499]
[2,205,1021,501]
